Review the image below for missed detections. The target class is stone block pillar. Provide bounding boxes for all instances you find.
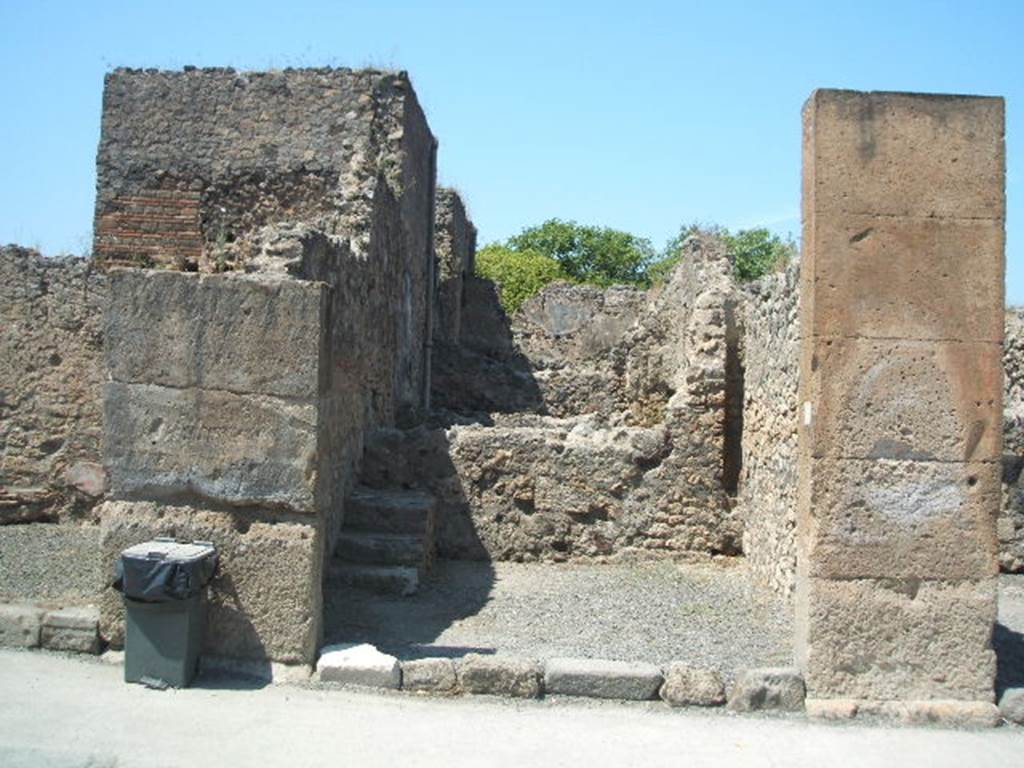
[796,90,1005,711]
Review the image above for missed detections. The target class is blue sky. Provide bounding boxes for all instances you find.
[1,1,1021,299]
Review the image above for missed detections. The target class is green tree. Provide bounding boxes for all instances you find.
[475,244,569,313]
[508,218,656,287]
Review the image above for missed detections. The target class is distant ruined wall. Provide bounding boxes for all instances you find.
[739,263,800,598]
[0,247,107,604]
[433,187,476,346]
[381,237,744,561]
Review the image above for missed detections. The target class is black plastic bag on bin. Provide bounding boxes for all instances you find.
[113,538,218,602]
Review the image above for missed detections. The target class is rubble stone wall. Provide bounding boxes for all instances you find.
[739,264,800,598]
[433,187,477,346]
[0,246,108,604]
[89,67,438,663]
[383,238,743,561]
[1002,307,1024,571]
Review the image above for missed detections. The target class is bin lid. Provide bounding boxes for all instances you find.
[121,538,216,564]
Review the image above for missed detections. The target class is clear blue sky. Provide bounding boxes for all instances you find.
[1,1,1021,299]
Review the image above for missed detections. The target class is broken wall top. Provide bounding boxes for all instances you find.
[93,66,436,269]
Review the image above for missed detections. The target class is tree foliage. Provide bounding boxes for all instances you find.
[507,219,656,287]
[475,244,569,313]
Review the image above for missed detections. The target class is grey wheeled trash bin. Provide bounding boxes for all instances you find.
[114,538,218,688]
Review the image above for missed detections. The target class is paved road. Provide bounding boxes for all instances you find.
[1,650,1022,768]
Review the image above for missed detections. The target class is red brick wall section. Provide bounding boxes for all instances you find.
[94,189,202,268]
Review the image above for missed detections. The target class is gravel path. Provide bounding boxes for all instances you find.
[325,559,793,679]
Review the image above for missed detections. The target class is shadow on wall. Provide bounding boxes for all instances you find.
[430,277,545,418]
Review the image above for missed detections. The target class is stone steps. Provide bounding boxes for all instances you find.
[331,472,437,596]
[326,562,419,596]
[337,531,429,569]
[345,487,435,534]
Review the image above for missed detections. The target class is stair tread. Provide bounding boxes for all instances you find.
[327,562,419,596]
[349,486,435,509]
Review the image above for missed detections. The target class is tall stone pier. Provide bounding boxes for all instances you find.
[796,90,1005,717]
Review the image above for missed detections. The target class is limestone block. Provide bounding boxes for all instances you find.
[802,337,1002,463]
[804,458,999,580]
[659,664,726,707]
[0,524,102,604]
[316,643,401,689]
[799,577,996,701]
[457,654,543,699]
[804,90,1005,220]
[199,655,313,685]
[41,606,100,654]
[105,270,325,399]
[726,668,806,712]
[0,604,45,648]
[999,688,1024,724]
[401,657,457,694]
[807,698,1000,726]
[804,215,1004,343]
[544,658,663,700]
[98,500,321,664]
[104,382,318,512]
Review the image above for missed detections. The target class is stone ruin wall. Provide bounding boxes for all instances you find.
[0,247,108,604]
[433,187,477,347]
[741,269,1024,601]
[739,263,800,599]
[1001,308,1024,571]
[0,67,439,664]
[372,237,744,562]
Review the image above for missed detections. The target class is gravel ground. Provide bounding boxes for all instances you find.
[324,559,794,679]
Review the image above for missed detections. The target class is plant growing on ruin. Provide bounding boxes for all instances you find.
[652,223,795,284]
[476,244,569,312]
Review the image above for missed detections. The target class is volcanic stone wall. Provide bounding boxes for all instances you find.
[433,187,477,346]
[1002,307,1024,572]
[93,67,436,418]
[739,263,800,598]
[379,237,743,561]
[0,247,107,603]
[91,67,438,663]
[796,89,1004,706]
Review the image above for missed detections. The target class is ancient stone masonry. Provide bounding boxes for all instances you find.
[1002,308,1024,571]
[372,236,744,561]
[433,187,477,346]
[90,67,438,663]
[0,247,107,603]
[739,263,800,598]
[796,90,1005,710]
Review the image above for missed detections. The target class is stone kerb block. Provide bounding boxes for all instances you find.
[317,643,401,689]
[659,664,726,707]
[544,658,663,700]
[726,668,806,712]
[401,657,458,694]
[457,654,543,699]
[41,606,101,655]
[0,605,45,648]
